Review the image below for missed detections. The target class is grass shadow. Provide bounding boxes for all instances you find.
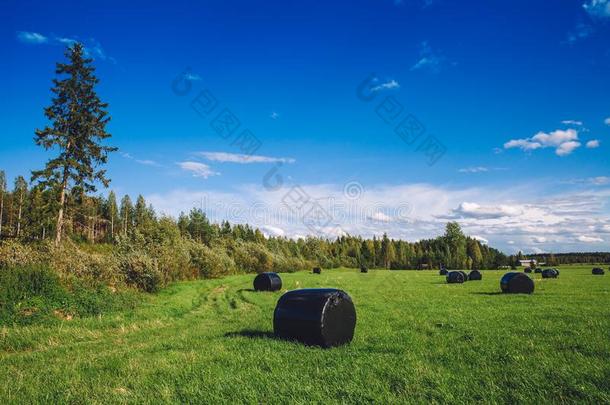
[224,329,275,339]
[236,288,256,293]
[471,292,504,296]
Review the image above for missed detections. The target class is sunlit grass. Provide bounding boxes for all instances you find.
[1,265,609,403]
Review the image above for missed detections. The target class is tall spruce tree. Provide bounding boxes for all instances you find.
[32,43,116,245]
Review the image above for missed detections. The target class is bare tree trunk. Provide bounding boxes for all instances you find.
[0,192,4,239]
[55,169,69,247]
[16,193,23,238]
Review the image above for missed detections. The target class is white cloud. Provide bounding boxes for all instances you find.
[368,212,393,222]
[136,159,161,167]
[555,140,582,156]
[410,41,444,73]
[577,235,604,243]
[145,182,610,252]
[504,139,542,151]
[452,202,522,219]
[583,0,610,18]
[605,117,610,125]
[458,166,489,173]
[177,162,219,179]
[16,31,48,44]
[371,80,400,92]
[196,151,295,164]
[561,120,583,126]
[184,73,201,81]
[260,225,285,237]
[270,111,279,120]
[566,23,593,44]
[532,236,547,243]
[473,235,489,245]
[586,140,600,148]
[504,129,582,156]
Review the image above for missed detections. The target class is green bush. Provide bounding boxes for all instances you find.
[190,244,237,279]
[0,265,135,325]
[0,240,40,268]
[117,251,163,293]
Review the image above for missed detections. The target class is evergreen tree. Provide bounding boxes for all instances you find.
[31,43,116,246]
[105,191,119,240]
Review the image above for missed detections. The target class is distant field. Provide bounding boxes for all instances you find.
[1,266,609,403]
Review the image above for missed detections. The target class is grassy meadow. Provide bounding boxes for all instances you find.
[1,265,609,403]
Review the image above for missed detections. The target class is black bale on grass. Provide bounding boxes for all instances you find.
[592,267,605,275]
[273,288,356,348]
[534,268,542,274]
[360,267,368,273]
[439,268,448,276]
[468,270,482,281]
[541,269,558,279]
[253,272,282,292]
[501,272,534,294]
[459,270,469,282]
[446,271,465,284]
[313,267,322,274]
[524,267,532,273]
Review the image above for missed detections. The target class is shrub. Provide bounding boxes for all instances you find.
[0,240,39,268]
[117,251,162,293]
[190,244,237,279]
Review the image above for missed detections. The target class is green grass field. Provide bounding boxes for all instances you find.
[1,266,609,403]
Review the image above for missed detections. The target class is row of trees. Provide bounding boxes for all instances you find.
[0,173,510,271]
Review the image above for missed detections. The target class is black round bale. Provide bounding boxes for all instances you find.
[468,270,482,281]
[273,288,356,348]
[313,267,322,274]
[592,267,605,275]
[253,272,282,292]
[501,272,534,294]
[439,268,448,276]
[446,271,465,284]
[360,266,368,273]
[541,269,558,279]
[534,268,542,274]
[459,270,469,282]
[553,268,560,276]
[524,267,532,273]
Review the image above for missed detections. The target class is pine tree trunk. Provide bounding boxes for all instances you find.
[55,169,69,246]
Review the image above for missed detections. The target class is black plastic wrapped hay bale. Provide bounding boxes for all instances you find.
[592,267,605,275]
[439,268,448,276]
[534,268,542,274]
[541,269,558,279]
[273,289,356,348]
[524,267,532,273]
[501,272,534,294]
[459,270,469,282]
[253,272,282,292]
[446,271,465,284]
[468,270,482,281]
[360,266,368,273]
[313,267,322,274]
[553,268,560,276]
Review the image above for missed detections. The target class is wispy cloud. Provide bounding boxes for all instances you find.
[583,0,610,18]
[605,117,610,125]
[16,31,48,44]
[565,176,610,186]
[15,31,114,63]
[504,128,583,156]
[195,151,296,164]
[566,22,593,44]
[177,162,219,179]
[410,41,445,73]
[577,235,604,243]
[586,139,600,148]
[561,120,583,126]
[184,73,201,81]
[121,152,161,167]
[371,79,400,92]
[458,166,489,173]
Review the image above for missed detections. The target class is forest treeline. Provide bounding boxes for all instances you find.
[1,170,607,293]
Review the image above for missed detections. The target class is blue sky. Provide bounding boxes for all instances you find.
[2,0,610,253]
